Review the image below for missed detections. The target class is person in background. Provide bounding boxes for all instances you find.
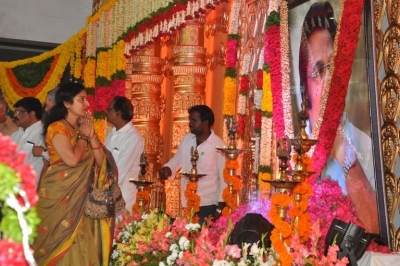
[105,96,144,215]
[44,87,59,113]
[12,97,45,183]
[298,1,378,233]
[34,82,113,265]
[32,87,59,179]
[0,97,18,136]
[159,105,226,225]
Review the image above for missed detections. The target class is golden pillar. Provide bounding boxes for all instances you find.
[165,17,208,217]
[126,43,164,210]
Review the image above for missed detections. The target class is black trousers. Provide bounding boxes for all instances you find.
[197,204,217,225]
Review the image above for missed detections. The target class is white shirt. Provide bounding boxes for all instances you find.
[164,130,226,207]
[12,121,45,184]
[105,122,144,213]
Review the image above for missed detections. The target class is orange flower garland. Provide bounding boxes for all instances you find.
[289,182,313,242]
[292,153,313,172]
[5,54,60,98]
[183,182,200,224]
[222,159,240,216]
[269,193,293,266]
[132,190,151,213]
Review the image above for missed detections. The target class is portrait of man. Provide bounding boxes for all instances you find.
[289,1,379,233]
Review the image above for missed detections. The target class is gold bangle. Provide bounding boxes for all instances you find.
[77,134,89,143]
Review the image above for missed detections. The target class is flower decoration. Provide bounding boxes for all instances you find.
[222,159,240,216]
[183,182,200,224]
[0,135,40,265]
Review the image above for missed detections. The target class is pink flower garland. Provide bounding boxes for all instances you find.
[225,39,238,68]
[264,25,284,141]
[309,0,364,183]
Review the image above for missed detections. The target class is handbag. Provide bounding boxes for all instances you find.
[84,148,126,219]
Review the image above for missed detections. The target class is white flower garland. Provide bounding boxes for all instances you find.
[280,0,294,140]
[228,0,241,34]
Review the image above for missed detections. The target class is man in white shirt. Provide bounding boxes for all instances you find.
[12,97,45,184]
[105,96,144,214]
[159,105,227,224]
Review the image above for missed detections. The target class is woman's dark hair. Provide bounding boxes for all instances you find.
[188,105,215,127]
[112,96,133,121]
[43,82,86,137]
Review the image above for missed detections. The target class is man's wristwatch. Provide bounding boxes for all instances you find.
[343,145,357,179]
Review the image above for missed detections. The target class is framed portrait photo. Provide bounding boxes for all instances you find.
[288,0,389,245]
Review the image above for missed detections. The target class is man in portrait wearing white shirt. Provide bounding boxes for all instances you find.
[12,97,45,184]
[159,105,227,225]
[105,96,144,214]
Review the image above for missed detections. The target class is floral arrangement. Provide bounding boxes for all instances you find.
[269,193,293,265]
[183,182,200,223]
[222,159,240,216]
[111,186,372,266]
[0,31,84,108]
[0,135,40,265]
[222,0,240,143]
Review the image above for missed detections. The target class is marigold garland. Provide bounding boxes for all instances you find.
[289,182,313,242]
[269,192,293,266]
[0,32,84,108]
[5,54,59,98]
[221,159,240,216]
[132,190,151,213]
[183,181,200,224]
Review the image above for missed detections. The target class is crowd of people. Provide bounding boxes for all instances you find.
[0,82,228,265]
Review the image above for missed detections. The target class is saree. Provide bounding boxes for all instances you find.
[34,121,114,266]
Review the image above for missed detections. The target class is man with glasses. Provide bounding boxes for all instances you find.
[105,96,144,215]
[11,97,45,184]
[298,1,378,233]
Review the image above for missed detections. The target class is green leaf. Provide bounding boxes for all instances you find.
[13,57,54,88]
[266,11,280,28]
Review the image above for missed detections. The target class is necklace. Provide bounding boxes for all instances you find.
[64,119,78,133]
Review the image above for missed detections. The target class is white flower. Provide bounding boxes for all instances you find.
[241,243,251,260]
[165,232,172,238]
[179,251,183,259]
[214,260,235,266]
[185,223,201,232]
[178,236,190,250]
[166,254,176,266]
[237,259,249,266]
[249,242,260,256]
[169,243,178,251]
[111,249,121,259]
[141,214,149,220]
[159,262,166,266]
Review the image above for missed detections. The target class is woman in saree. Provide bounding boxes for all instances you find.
[34,82,114,265]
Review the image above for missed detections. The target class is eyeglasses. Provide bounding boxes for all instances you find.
[107,107,115,112]
[14,110,28,115]
[309,60,331,81]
